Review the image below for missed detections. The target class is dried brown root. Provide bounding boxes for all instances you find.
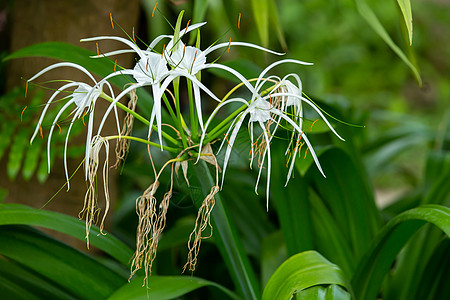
[79,135,110,248]
[129,163,175,286]
[113,89,138,169]
[183,185,218,273]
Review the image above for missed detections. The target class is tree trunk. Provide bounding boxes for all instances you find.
[1,0,140,250]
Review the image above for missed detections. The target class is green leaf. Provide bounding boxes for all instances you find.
[262,250,353,300]
[309,191,355,277]
[261,231,287,287]
[272,141,313,255]
[0,258,77,300]
[268,0,287,51]
[413,238,450,300]
[7,129,28,180]
[22,137,43,180]
[396,0,413,45]
[352,205,450,300]
[108,275,239,300]
[354,0,421,85]
[0,203,133,266]
[296,285,351,300]
[189,160,260,300]
[0,225,125,300]
[251,0,269,47]
[306,148,381,262]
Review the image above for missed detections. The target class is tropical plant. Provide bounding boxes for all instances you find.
[1,1,449,300]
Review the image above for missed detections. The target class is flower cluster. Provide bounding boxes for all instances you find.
[28,11,343,282]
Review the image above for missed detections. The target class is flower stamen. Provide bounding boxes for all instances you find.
[38,123,43,138]
[184,19,191,35]
[152,2,158,18]
[310,118,319,131]
[21,106,27,122]
[55,122,61,134]
[109,13,114,29]
[238,12,241,29]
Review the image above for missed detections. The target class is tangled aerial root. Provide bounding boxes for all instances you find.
[128,144,221,284]
[113,89,138,169]
[80,136,110,248]
[183,185,218,273]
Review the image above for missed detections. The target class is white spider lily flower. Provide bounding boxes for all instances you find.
[83,22,207,60]
[132,52,169,84]
[28,62,120,188]
[170,44,206,75]
[214,97,275,210]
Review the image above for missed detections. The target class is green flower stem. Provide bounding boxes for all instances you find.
[203,79,278,144]
[105,135,179,153]
[203,104,247,144]
[162,93,178,126]
[189,160,260,300]
[100,93,179,146]
[173,79,189,148]
[187,79,199,142]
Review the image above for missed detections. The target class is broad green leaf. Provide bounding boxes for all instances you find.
[261,231,287,287]
[189,160,260,300]
[268,0,287,51]
[306,148,381,261]
[272,142,313,255]
[189,0,209,44]
[352,205,450,300]
[262,251,353,300]
[223,170,275,258]
[0,276,41,300]
[0,203,133,266]
[413,238,450,300]
[108,276,239,300]
[251,0,269,47]
[296,285,351,300]
[382,151,450,300]
[0,258,77,300]
[0,225,125,300]
[309,191,355,277]
[354,0,421,85]
[396,0,413,45]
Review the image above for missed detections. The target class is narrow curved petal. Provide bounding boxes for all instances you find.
[265,93,344,141]
[81,36,146,60]
[30,82,79,143]
[196,97,249,163]
[203,42,285,56]
[220,112,248,189]
[271,110,326,177]
[28,62,97,83]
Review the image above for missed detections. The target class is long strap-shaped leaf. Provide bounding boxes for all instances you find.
[354,0,421,85]
[108,275,239,300]
[189,160,260,300]
[262,250,353,300]
[352,204,450,300]
[0,225,125,300]
[0,203,133,266]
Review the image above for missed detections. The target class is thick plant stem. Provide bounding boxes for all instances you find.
[189,160,260,300]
